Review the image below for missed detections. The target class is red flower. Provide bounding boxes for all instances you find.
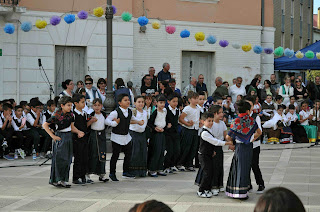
[235,118,240,124]
[237,125,242,130]
[242,123,246,127]
[242,127,250,133]
[250,121,254,125]
[230,124,234,128]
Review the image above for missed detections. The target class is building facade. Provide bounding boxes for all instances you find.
[274,0,314,51]
[0,0,275,102]
[314,10,320,42]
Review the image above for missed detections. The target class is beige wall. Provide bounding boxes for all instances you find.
[19,0,273,27]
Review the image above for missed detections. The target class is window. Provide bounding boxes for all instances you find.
[290,35,294,49]
[299,3,303,21]
[291,0,294,17]
[281,0,285,14]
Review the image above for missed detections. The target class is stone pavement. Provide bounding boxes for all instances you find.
[0,143,320,212]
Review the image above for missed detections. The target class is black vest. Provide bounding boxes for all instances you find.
[13,118,22,128]
[165,106,179,133]
[43,111,55,130]
[26,111,37,128]
[199,128,215,156]
[112,108,132,135]
[74,111,88,133]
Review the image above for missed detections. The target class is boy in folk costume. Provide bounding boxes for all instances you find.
[86,98,109,183]
[106,94,143,181]
[147,95,168,177]
[196,112,233,198]
[177,91,200,172]
[163,93,180,173]
[129,96,148,177]
[43,96,85,188]
[299,101,318,143]
[286,104,308,143]
[195,91,207,168]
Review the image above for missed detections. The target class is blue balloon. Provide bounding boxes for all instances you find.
[64,14,76,24]
[253,45,263,54]
[284,48,294,57]
[180,29,190,38]
[20,22,32,32]
[206,35,216,44]
[4,23,15,34]
[137,16,149,26]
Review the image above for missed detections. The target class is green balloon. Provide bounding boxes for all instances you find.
[274,47,284,57]
[121,12,132,22]
[305,50,315,59]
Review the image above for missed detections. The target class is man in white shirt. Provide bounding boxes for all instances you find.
[183,77,197,97]
[229,77,246,103]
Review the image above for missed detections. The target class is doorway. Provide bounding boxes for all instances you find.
[55,46,87,94]
[181,51,215,94]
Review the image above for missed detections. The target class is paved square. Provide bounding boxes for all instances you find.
[0,143,319,212]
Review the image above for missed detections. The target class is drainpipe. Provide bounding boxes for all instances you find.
[261,0,264,27]
[318,7,320,29]
[16,21,20,103]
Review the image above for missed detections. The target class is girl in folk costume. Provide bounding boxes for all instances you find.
[225,100,262,200]
[274,95,284,111]
[252,96,262,119]
[278,77,294,106]
[299,101,318,143]
[309,100,320,140]
[43,96,85,188]
[86,98,109,183]
[143,95,156,141]
[262,105,291,144]
[286,104,308,143]
[261,95,275,122]
[129,96,148,177]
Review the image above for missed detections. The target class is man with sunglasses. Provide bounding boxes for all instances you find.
[85,78,101,108]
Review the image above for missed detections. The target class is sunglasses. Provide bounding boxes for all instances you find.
[85,83,93,85]
[296,81,301,83]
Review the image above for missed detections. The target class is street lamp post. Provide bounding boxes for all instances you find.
[103,0,115,113]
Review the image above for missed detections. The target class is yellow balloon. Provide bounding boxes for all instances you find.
[195,32,205,42]
[242,43,252,52]
[295,51,304,59]
[152,21,161,29]
[35,20,47,29]
[316,52,320,59]
[93,7,104,17]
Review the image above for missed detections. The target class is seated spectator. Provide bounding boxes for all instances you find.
[85,78,101,108]
[274,95,284,110]
[279,76,294,106]
[213,77,228,99]
[96,78,107,103]
[196,74,207,95]
[127,81,137,98]
[223,81,229,89]
[234,94,243,115]
[169,78,181,96]
[261,95,275,121]
[0,103,14,160]
[222,96,235,123]
[155,81,169,96]
[141,67,157,88]
[183,77,197,97]
[254,187,305,212]
[114,78,133,107]
[286,104,308,143]
[310,100,320,140]
[299,101,318,143]
[294,78,308,107]
[252,96,262,119]
[76,80,84,89]
[260,80,276,102]
[285,96,299,113]
[141,75,156,96]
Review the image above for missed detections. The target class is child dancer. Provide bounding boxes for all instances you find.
[286,104,308,143]
[195,92,207,168]
[178,91,200,172]
[299,101,318,143]
[72,94,94,185]
[164,93,180,173]
[147,95,167,177]
[87,98,109,183]
[261,95,275,122]
[43,96,85,188]
[285,96,298,113]
[226,100,261,200]
[252,96,262,119]
[106,94,142,181]
[211,105,228,195]
[197,112,233,198]
[129,96,148,177]
[12,105,33,158]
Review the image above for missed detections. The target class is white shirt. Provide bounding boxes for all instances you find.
[12,114,28,131]
[201,126,226,146]
[286,102,298,109]
[26,110,40,127]
[97,89,106,104]
[299,110,311,126]
[262,100,275,117]
[279,84,294,105]
[42,110,54,124]
[59,90,72,98]
[210,120,227,141]
[182,105,200,130]
[252,116,262,148]
[310,109,320,121]
[106,107,138,145]
[222,100,235,112]
[229,84,246,103]
[286,112,298,126]
[91,113,106,131]
[154,108,167,129]
[86,88,94,102]
[168,105,177,116]
[129,110,148,133]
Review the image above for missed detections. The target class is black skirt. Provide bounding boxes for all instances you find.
[129,130,147,177]
[148,132,166,172]
[225,142,252,199]
[88,129,107,175]
[49,131,73,184]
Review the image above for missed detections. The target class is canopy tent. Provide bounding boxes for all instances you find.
[274,40,320,70]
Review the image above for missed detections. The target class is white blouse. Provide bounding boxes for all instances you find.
[129,110,148,133]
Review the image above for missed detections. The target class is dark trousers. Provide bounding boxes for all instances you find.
[14,130,33,153]
[194,136,200,167]
[73,137,89,181]
[110,141,132,174]
[164,132,180,169]
[199,154,213,192]
[178,128,198,167]
[30,128,51,153]
[251,146,264,186]
[212,146,224,189]
[0,128,14,155]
